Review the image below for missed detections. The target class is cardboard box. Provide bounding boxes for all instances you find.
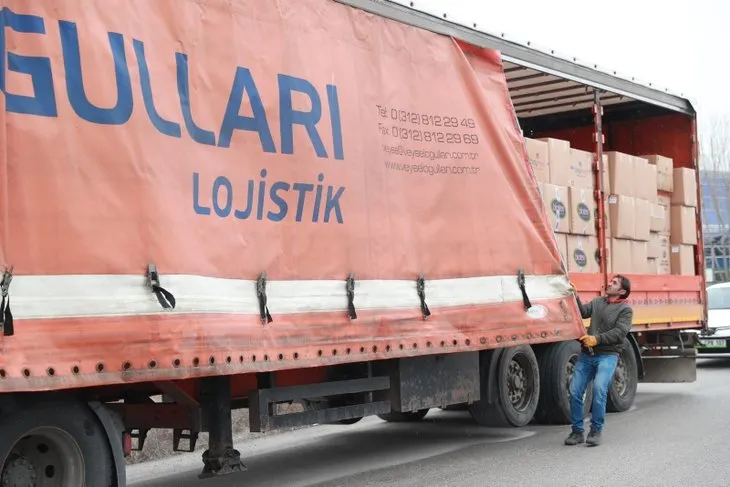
[643,154,674,192]
[567,235,599,273]
[541,183,570,233]
[605,151,635,196]
[525,138,550,182]
[657,235,671,274]
[647,257,658,274]
[645,163,658,203]
[607,194,635,239]
[570,148,594,189]
[633,156,650,200]
[671,168,697,207]
[670,205,698,245]
[631,240,648,274]
[634,198,651,241]
[650,203,668,233]
[569,187,596,235]
[648,232,662,258]
[657,194,671,235]
[610,238,632,274]
[539,138,572,187]
[670,244,695,276]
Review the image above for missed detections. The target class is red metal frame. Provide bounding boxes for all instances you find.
[690,117,708,325]
[592,90,608,291]
[548,91,706,333]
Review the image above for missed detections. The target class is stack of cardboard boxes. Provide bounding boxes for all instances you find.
[525,137,697,276]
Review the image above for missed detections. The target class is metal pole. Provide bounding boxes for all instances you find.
[199,375,246,479]
[593,89,608,291]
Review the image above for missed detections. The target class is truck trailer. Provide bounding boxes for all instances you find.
[0,0,705,485]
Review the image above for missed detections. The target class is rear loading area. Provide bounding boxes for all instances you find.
[507,58,705,334]
[487,22,704,389]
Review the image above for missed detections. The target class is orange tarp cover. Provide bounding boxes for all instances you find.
[0,0,583,391]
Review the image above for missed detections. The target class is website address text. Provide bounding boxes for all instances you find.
[382,143,480,176]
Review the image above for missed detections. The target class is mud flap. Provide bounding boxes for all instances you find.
[640,349,697,383]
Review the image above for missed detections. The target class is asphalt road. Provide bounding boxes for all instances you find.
[128,356,730,487]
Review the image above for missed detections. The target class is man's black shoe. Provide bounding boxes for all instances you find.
[586,429,602,446]
[564,431,585,446]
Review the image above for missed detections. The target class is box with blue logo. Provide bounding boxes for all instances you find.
[569,187,596,235]
[566,235,599,273]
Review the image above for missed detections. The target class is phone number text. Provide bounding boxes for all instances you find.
[376,105,477,129]
[378,123,479,145]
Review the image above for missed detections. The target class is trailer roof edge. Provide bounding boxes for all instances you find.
[335,0,696,117]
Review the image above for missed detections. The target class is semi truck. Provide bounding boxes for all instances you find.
[0,0,705,485]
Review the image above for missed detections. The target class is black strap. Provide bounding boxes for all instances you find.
[146,264,176,310]
[516,269,532,311]
[257,273,273,324]
[152,284,176,309]
[346,274,357,319]
[1,294,13,337]
[0,268,14,336]
[416,274,431,319]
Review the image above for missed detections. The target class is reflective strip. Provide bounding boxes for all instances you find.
[8,273,572,319]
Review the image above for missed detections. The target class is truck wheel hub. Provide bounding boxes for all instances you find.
[2,456,37,487]
[613,359,627,395]
[508,359,528,405]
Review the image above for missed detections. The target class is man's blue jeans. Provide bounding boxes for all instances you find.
[569,352,619,433]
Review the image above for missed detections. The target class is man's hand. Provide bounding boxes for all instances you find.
[579,335,598,347]
[569,281,578,293]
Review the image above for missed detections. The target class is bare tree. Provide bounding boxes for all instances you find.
[700,115,730,282]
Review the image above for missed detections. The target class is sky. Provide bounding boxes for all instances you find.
[389,0,730,149]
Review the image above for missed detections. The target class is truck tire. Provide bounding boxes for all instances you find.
[469,345,540,427]
[607,338,639,412]
[534,340,593,424]
[377,409,429,422]
[0,399,115,486]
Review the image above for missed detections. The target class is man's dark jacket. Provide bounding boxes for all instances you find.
[575,295,633,356]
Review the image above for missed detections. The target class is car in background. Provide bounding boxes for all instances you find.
[697,282,730,353]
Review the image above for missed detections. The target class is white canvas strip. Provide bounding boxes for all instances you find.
[7,273,572,320]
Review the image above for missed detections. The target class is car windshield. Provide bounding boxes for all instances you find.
[707,286,730,310]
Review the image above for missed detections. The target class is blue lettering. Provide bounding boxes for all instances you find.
[0,10,347,167]
[0,8,56,116]
[133,39,181,138]
[292,182,314,222]
[324,186,345,224]
[233,181,254,220]
[176,52,216,146]
[193,171,344,224]
[212,176,233,217]
[278,74,327,158]
[192,173,211,215]
[256,169,267,220]
[218,67,276,152]
[267,182,289,222]
[59,21,132,125]
[326,85,344,160]
[312,173,324,223]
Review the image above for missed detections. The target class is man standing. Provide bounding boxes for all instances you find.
[564,275,633,447]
